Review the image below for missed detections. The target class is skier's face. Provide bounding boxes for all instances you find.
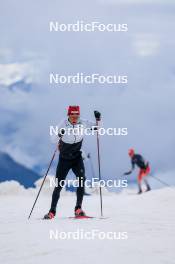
[128,151,134,158]
[69,114,80,124]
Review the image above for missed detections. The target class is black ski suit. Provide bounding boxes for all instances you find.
[49,118,97,214]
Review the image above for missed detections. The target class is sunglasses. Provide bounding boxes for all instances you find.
[69,114,79,117]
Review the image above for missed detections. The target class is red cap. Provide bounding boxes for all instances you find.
[128,148,135,157]
[67,106,80,115]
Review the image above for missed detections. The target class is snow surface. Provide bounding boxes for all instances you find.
[0,181,175,264]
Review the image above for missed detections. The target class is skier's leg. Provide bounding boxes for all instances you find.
[137,170,143,194]
[144,178,151,191]
[72,156,86,211]
[144,166,151,191]
[49,158,71,214]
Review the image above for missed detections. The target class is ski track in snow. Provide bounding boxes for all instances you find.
[0,188,175,264]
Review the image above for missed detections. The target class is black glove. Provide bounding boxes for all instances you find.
[123,171,132,176]
[94,110,101,121]
[58,128,65,137]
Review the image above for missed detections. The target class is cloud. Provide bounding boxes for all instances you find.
[133,34,160,56]
[0,0,175,181]
[0,62,39,86]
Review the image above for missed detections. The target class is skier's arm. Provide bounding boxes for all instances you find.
[123,171,132,176]
[83,119,97,129]
[57,120,66,137]
[83,111,101,130]
[58,128,66,138]
[50,120,65,144]
[56,121,66,150]
[124,160,135,175]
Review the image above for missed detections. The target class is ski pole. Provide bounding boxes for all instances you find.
[28,147,57,219]
[149,175,173,188]
[95,119,103,217]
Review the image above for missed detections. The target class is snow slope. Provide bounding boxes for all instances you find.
[0,182,175,264]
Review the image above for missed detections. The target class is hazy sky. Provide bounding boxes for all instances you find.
[0,0,175,181]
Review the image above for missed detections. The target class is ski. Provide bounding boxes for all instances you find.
[69,215,94,219]
[68,216,109,220]
[40,216,109,220]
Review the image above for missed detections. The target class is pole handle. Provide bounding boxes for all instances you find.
[96,120,103,217]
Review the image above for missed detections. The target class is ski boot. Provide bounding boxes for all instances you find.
[137,190,142,195]
[75,208,86,217]
[144,179,151,192]
[146,185,151,192]
[43,211,55,220]
[137,184,142,195]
